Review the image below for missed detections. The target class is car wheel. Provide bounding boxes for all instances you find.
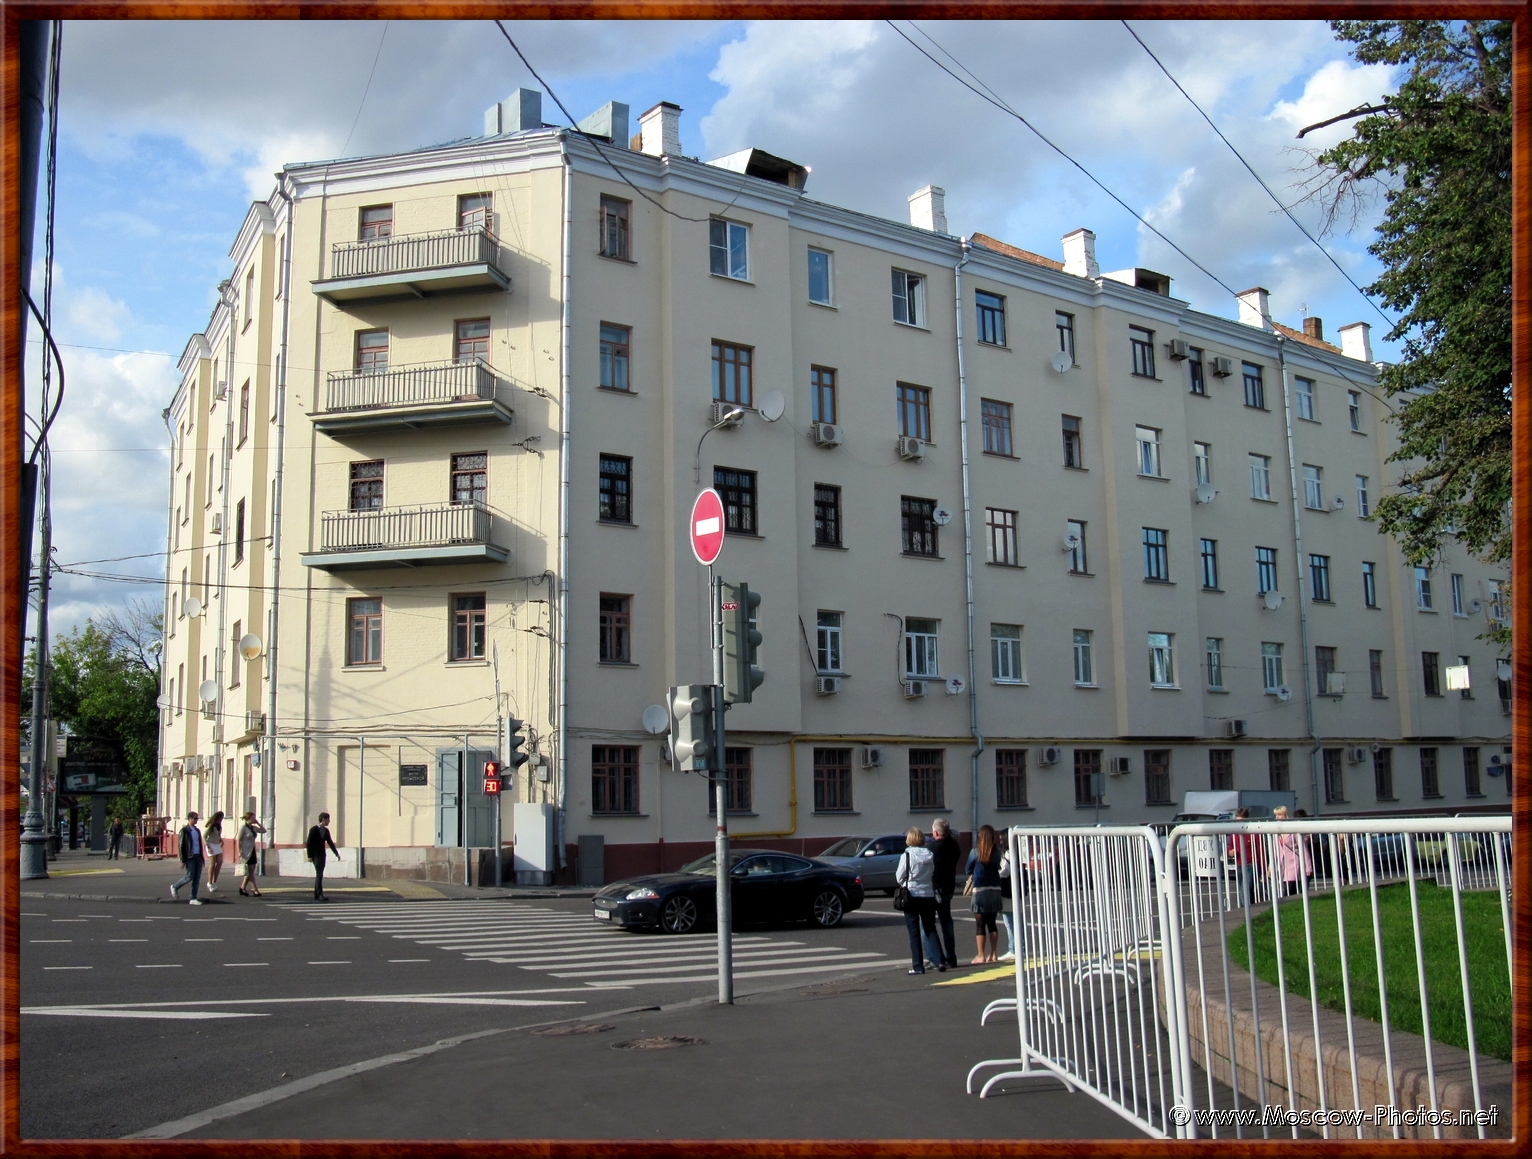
[660,894,699,934]
[810,889,845,928]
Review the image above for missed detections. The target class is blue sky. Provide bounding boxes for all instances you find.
[28,19,1399,637]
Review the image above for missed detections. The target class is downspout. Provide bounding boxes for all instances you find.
[954,238,983,841]
[212,280,236,815]
[264,180,295,871]
[1276,335,1322,814]
[555,138,573,870]
[159,404,178,816]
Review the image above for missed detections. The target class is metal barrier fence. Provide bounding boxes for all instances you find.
[967,817,1513,1141]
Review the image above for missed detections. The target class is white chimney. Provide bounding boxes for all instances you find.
[638,102,682,157]
[1337,321,1373,363]
[1237,287,1273,331]
[1062,228,1099,279]
[907,185,947,234]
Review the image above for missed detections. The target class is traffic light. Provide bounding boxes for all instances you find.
[721,581,764,704]
[482,760,502,795]
[505,718,530,771]
[668,684,714,772]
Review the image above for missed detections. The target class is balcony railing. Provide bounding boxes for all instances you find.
[325,359,497,413]
[320,502,493,553]
[330,226,501,280]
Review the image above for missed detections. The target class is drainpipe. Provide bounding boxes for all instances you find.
[555,139,573,871]
[953,238,983,842]
[158,405,178,817]
[263,180,294,872]
[212,280,236,815]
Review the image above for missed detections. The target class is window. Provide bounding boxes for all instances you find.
[1200,539,1220,590]
[1315,646,1337,694]
[451,452,487,507]
[1142,528,1169,581]
[230,621,242,688]
[349,460,383,511]
[451,594,486,661]
[1414,567,1433,610]
[1193,442,1211,486]
[1249,454,1271,500]
[986,508,1018,566]
[807,247,833,304]
[1420,748,1440,798]
[816,611,842,674]
[1145,750,1172,805]
[1148,633,1175,686]
[599,196,630,259]
[1242,362,1265,408]
[1209,749,1233,791]
[1074,749,1103,806]
[1463,747,1482,797]
[359,204,393,241]
[1373,747,1394,800]
[1206,637,1224,690]
[1310,554,1332,602]
[208,454,215,504]
[355,328,388,374]
[1261,643,1284,692]
[233,499,245,564]
[1073,629,1094,685]
[1062,416,1083,468]
[896,383,931,441]
[1421,651,1441,697]
[1136,426,1162,477]
[1356,475,1371,517]
[1324,749,1346,804]
[1129,326,1155,377]
[1451,573,1466,615]
[458,192,491,231]
[184,472,192,514]
[1268,749,1291,792]
[1363,561,1378,608]
[813,484,841,547]
[1056,312,1075,362]
[1066,520,1088,574]
[1348,391,1362,431]
[238,381,250,446]
[598,455,631,524]
[901,496,939,557]
[599,595,631,663]
[1187,347,1205,395]
[1370,650,1385,697]
[995,750,1028,808]
[1295,376,1315,420]
[1490,580,1508,624]
[1303,465,1324,510]
[710,218,749,279]
[347,598,382,666]
[975,290,1006,345]
[599,324,631,391]
[813,748,852,812]
[1256,547,1278,594]
[709,749,753,814]
[455,318,490,364]
[892,269,925,326]
[711,341,753,407]
[904,618,939,678]
[981,399,1013,455]
[1457,655,1473,700]
[591,745,639,815]
[991,624,1023,683]
[715,468,756,535]
[810,366,837,424]
[175,665,183,713]
[908,749,945,810]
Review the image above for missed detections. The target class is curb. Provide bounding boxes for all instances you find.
[20,888,598,905]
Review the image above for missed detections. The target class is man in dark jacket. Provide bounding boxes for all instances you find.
[306,812,341,901]
[169,811,205,904]
[108,817,125,859]
[928,817,961,969]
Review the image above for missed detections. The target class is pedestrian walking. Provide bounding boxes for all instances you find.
[169,811,206,904]
[238,811,266,897]
[1227,807,1265,907]
[894,826,941,975]
[306,812,341,901]
[996,841,1016,962]
[107,817,124,860]
[1272,805,1310,897]
[966,824,1004,964]
[926,817,961,970]
[204,811,226,893]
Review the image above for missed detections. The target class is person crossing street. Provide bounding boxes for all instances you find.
[168,811,206,904]
[305,812,341,901]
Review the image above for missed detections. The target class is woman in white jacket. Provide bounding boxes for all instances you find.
[895,827,942,974]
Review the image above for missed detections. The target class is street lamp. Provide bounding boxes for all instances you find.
[693,407,745,484]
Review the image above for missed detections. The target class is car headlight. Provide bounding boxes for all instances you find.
[625,887,659,901]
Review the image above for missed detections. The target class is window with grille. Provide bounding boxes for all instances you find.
[1242,362,1265,408]
[813,748,852,812]
[1062,415,1082,468]
[598,456,631,524]
[600,325,631,391]
[813,484,840,547]
[1129,326,1155,377]
[359,204,393,241]
[1420,747,1440,797]
[1310,554,1332,601]
[1148,632,1174,686]
[355,329,388,373]
[1363,562,1378,607]
[1268,748,1291,792]
[811,366,837,424]
[892,270,925,326]
[458,192,491,231]
[599,595,631,663]
[451,594,486,661]
[1145,750,1172,804]
[349,461,383,511]
[599,196,630,259]
[1256,547,1278,594]
[1370,650,1385,697]
[347,598,382,666]
[1073,629,1094,685]
[975,290,1006,345]
[981,399,1013,455]
[991,624,1023,683]
[1056,312,1075,362]
[1295,376,1315,420]
[904,618,939,678]
[1209,748,1233,791]
[1206,637,1224,689]
[710,218,749,279]
[897,383,931,441]
[1187,347,1205,394]
[711,341,753,406]
[816,611,842,673]
[995,749,1028,808]
[807,248,833,305]
[1373,747,1394,800]
[901,496,938,557]
[986,508,1018,566]
[1422,651,1441,696]
[1200,539,1220,590]
[714,467,757,535]
[1074,749,1102,806]
[1249,454,1271,500]
[1262,643,1284,692]
[591,745,639,814]
[1143,528,1169,581]
[1324,748,1346,803]
[908,749,945,810]
[709,748,753,814]
[451,452,487,507]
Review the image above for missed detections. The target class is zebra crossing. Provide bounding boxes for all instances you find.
[285,900,898,989]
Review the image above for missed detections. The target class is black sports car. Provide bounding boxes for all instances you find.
[592,849,865,934]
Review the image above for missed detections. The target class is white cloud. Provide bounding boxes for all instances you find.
[1270,58,1397,148]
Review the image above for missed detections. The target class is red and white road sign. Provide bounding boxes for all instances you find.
[690,488,726,566]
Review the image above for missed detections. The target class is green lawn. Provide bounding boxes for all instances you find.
[1228,881,1512,1061]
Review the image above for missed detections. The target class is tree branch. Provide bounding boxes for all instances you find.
[1296,102,1394,138]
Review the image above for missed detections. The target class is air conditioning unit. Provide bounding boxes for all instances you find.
[1346,747,1368,764]
[1110,757,1132,775]
[245,710,266,734]
[859,745,885,769]
[1165,339,1190,360]
[1488,754,1509,776]
[210,513,224,534]
[814,675,842,695]
[1326,673,1346,695]
[897,435,924,461]
[201,703,216,721]
[902,679,927,698]
[1211,356,1234,378]
[1226,719,1248,738]
[811,422,842,447]
[214,381,228,401]
[710,400,744,428]
[1038,746,1062,766]
[172,762,183,777]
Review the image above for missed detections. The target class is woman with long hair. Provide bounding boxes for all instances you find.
[965,823,1004,964]
[203,811,226,893]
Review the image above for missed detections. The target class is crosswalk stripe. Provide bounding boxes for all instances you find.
[464,940,801,965]
[549,951,888,979]
[578,960,909,987]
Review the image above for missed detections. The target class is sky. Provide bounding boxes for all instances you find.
[26,17,1401,640]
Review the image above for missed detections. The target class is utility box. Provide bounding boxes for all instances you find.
[512,802,554,886]
[576,834,604,887]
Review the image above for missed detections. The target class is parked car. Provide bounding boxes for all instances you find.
[816,834,908,894]
[592,849,865,934]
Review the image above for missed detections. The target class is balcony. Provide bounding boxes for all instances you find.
[312,359,513,434]
[311,227,511,305]
[300,502,508,572]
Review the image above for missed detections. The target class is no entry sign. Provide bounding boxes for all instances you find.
[690,488,726,565]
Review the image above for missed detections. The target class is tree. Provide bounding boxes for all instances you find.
[1301,21,1511,643]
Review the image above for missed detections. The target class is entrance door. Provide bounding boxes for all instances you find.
[436,748,495,847]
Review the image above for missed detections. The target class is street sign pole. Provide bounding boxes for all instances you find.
[711,568,732,1004]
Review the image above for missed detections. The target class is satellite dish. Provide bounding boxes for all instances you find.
[1062,534,1081,552]
[239,633,264,660]
[155,693,170,709]
[757,390,786,423]
[641,705,669,735]
[932,506,953,526]
[1497,660,1513,682]
[1194,484,1215,505]
[1262,590,1283,611]
[1332,496,1345,510]
[1275,685,1293,702]
[1468,599,1483,613]
[1050,350,1072,374]
[183,597,203,619]
[198,679,218,704]
[945,675,966,695]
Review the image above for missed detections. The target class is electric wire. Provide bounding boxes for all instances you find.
[340,22,390,159]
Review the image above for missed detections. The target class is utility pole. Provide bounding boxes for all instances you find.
[21,497,52,878]
[492,640,503,888]
[711,570,732,1004]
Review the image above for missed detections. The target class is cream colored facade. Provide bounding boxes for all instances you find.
[159,96,1511,882]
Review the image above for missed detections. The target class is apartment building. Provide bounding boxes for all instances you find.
[158,91,1512,883]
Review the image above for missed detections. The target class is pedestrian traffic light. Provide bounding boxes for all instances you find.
[721,581,764,704]
[483,760,502,795]
[667,684,713,772]
[505,718,530,771]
